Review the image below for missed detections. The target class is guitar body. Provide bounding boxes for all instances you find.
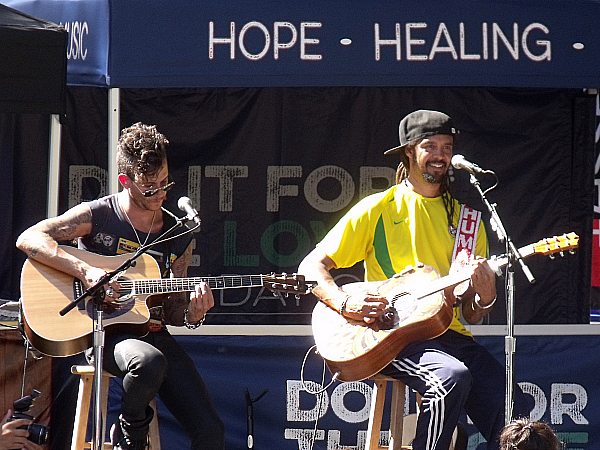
[20,247,160,357]
[312,265,454,382]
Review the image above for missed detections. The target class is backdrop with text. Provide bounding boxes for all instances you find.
[2,86,593,326]
[100,332,597,450]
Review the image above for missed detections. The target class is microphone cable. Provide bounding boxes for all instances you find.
[299,344,340,450]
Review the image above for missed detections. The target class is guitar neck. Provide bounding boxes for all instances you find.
[413,252,514,300]
[131,275,266,295]
[413,271,471,300]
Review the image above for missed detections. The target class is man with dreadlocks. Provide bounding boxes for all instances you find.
[299,110,529,449]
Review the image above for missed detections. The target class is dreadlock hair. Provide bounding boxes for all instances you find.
[499,419,561,450]
[117,122,169,180]
[395,141,456,234]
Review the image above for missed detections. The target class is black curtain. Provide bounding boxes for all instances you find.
[0,113,50,299]
[15,86,588,326]
[0,3,66,299]
[3,86,594,324]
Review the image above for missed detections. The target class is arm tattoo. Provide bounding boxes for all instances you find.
[48,209,92,241]
[171,244,193,278]
[18,206,92,260]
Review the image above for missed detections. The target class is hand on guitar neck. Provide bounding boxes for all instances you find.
[449,255,497,324]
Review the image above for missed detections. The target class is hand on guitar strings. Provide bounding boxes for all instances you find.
[84,266,123,306]
[340,294,389,324]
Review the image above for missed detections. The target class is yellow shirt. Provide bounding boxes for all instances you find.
[317,183,489,336]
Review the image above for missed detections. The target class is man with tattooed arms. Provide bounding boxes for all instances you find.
[17,123,224,450]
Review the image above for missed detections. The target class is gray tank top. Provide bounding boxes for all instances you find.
[79,194,190,272]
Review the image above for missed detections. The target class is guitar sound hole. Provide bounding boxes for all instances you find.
[387,292,418,325]
[84,276,135,319]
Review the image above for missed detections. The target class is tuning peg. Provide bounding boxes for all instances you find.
[549,254,555,260]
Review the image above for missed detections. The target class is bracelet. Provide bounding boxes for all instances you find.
[339,295,351,316]
[473,294,497,311]
[184,308,205,329]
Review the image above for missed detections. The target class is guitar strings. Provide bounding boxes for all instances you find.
[117,275,269,293]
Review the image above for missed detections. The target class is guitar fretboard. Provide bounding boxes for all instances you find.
[412,253,512,300]
[411,244,541,300]
[124,275,266,295]
[414,271,471,300]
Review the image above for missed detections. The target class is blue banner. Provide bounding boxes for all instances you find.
[5,0,600,88]
[3,0,107,86]
[101,332,599,449]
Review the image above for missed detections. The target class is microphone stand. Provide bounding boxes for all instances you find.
[59,213,193,450]
[466,172,535,425]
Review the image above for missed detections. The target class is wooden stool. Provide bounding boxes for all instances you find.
[365,375,465,450]
[365,375,412,450]
[70,365,161,450]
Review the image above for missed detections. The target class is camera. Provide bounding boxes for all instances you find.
[8,389,49,445]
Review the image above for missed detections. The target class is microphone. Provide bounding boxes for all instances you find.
[451,154,488,175]
[177,197,201,225]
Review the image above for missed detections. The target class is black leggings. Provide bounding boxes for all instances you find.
[102,330,225,450]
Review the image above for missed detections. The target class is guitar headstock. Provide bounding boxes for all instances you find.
[263,273,316,296]
[531,232,579,257]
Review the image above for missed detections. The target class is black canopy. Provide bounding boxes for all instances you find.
[0,3,66,114]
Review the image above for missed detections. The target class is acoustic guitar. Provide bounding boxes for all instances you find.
[312,233,579,382]
[20,245,313,357]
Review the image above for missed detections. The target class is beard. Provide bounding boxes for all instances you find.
[412,154,446,184]
[422,172,439,184]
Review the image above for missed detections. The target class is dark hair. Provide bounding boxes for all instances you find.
[116,122,169,179]
[394,141,414,185]
[499,419,561,450]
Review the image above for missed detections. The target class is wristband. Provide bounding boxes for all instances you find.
[339,295,351,316]
[473,294,497,311]
[184,307,205,329]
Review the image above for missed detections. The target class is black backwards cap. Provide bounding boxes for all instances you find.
[384,109,459,155]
